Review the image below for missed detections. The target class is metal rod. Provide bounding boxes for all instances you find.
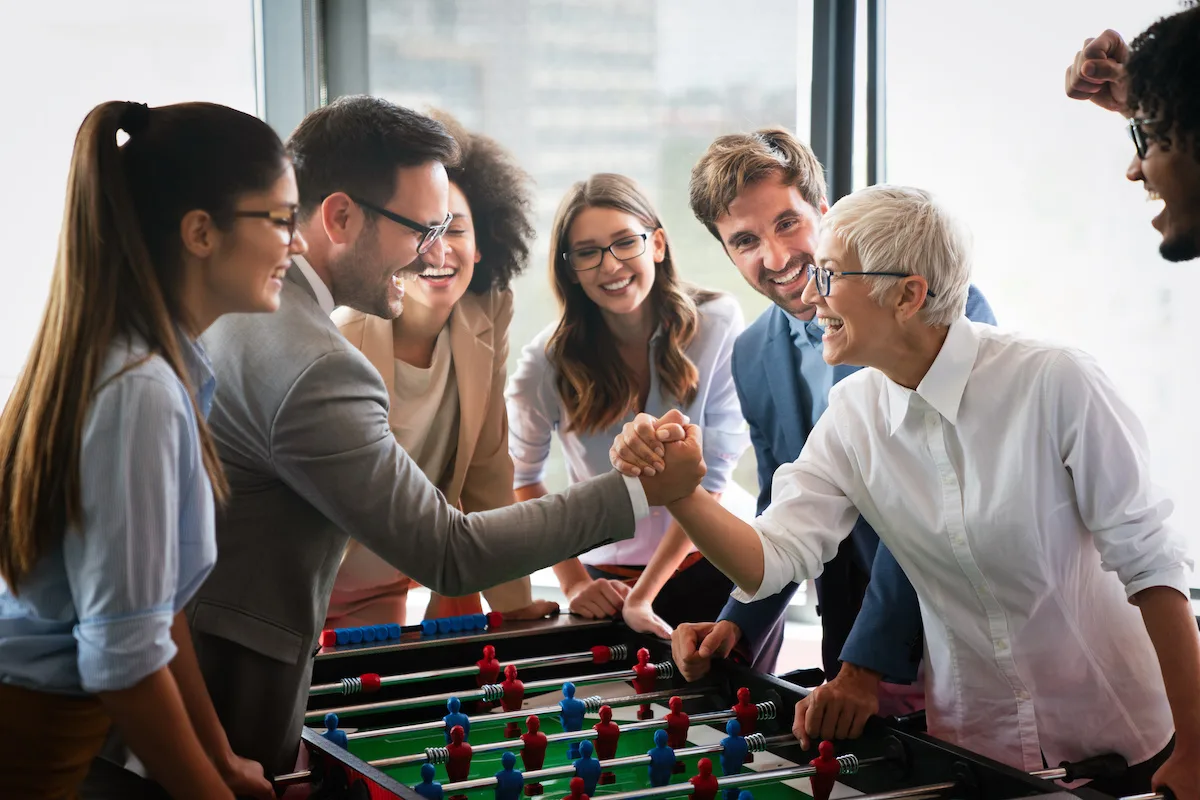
[344,688,709,741]
[311,650,613,697]
[560,760,886,800]
[305,662,672,722]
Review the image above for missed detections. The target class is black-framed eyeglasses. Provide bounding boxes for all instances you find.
[233,206,299,245]
[1128,116,1160,160]
[563,232,650,272]
[806,264,937,298]
[351,196,452,254]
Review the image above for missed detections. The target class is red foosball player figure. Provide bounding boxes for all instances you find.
[809,741,839,800]
[502,664,526,738]
[731,687,756,735]
[665,696,689,773]
[521,715,549,796]
[631,647,656,720]
[689,757,719,800]
[563,776,589,800]
[446,724,473,800]
[593,704,621,784]
[477,644,502,712]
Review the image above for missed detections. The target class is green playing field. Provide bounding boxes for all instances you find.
[346,713,810,800]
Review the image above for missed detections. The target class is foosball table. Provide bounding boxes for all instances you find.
[280,614,1163,800]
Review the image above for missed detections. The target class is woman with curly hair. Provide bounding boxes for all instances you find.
[325,112,556,627]
[505,173,750,641]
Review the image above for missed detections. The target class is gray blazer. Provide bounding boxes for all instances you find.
[187,268,635,774]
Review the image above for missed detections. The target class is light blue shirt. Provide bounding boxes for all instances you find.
[0,332,218,695]
[786,314,835,431]
[505,293,750,565]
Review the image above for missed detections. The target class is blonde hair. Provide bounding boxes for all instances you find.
[822,185,972,326]
[546,173,720,435]
[689,127,826,238]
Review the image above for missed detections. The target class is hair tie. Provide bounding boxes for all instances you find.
[121,102,150,136]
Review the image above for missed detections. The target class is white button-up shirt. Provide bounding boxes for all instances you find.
[735,317,1191,771]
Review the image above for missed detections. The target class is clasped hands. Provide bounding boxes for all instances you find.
[609,409,705,507]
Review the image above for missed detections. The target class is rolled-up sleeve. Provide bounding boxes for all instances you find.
[1049,350,1194,601]
[504,331,560,489]
[63,375,187,693]
[731,405,861,603]
[700,300,750,494]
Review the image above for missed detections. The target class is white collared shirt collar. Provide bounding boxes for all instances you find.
[292,254,336,317]
[884,315,979,435]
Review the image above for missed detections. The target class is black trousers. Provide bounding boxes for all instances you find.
[585,557,733,629]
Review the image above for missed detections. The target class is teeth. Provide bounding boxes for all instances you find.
[769,266,804,285]
[420,267,457,278]
[1146,189,1162,201]
[817,316,844,331]
[602,276,633,291]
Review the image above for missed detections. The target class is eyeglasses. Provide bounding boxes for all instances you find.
[233,206,299,245]
[1128,117,1160,160]
[351,196,453,254]
[806,264,937,298]
[563,232,650,272]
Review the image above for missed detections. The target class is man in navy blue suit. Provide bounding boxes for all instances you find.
[671,127,996,742]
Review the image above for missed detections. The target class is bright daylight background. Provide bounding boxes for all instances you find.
[3,0,1195,669]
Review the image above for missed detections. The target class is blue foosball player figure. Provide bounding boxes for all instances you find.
[494,751,524,800]
[573,739,602,796]
[738,792,754,800]
[444,696,470,742]
[719,719,748,800]
[647,729,675,787]
[559,682,586,758]
[322,712,348,748]
[415,763,444,800]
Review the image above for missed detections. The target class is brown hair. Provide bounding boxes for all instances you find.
[428,110,535,294]
[287,95,460,219]
[0,100,287,591]
[688,126,827,240]
[546,173,720,436]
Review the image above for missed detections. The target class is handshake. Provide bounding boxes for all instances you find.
[608,409,706,508]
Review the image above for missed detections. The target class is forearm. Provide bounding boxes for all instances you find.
[553,557,592,594]
[630,520,697,603]
[98,666,233,800]
[668,488,765,595]
[482,575,535,612]
[1136,586,1200,751]
[168,612,235,768]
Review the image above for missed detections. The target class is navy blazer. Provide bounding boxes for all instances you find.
[720,286,997,681]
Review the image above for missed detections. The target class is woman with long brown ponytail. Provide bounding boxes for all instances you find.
[0,100,305,799]
[505,173,750,642]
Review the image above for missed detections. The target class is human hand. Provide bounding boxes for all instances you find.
[610,409,689,477]
[671,620,741,682]
[566,578,631,618]
[639,424,705,507]
[622,596,673,639]
[217,752,274,800]
[1152,747,1199,800]
[792,663,881,750]
[500,598,561,620]
[1064,29,1130,114]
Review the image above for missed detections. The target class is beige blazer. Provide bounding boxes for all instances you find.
[332,289,517,513]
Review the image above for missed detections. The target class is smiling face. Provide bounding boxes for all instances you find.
[404,181,478,315]
[331,161,451,319]
[204,163,307,315]
[802,229,900,367]
[1127,123,1200,262]
[565,205,665,319]
[714,174,827,319]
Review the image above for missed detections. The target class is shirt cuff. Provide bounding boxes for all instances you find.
[1124,563,1193,604]
[729,526,790,603]
[622,474,650,520]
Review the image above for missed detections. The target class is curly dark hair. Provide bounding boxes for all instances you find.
[427,110,535,294]
[1126,3,1200,160]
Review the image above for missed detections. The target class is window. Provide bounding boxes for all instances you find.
[885,1,1200,578]
[0,0,258,404]
[363,0,814,503]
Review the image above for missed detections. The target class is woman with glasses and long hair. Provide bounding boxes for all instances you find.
[505,173,749,642]
[0,100,305,799]
[326,112,557,629]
